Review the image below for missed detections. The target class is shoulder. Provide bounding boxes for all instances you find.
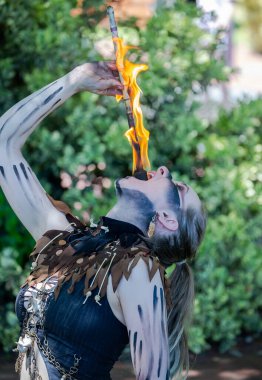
[116,256,165,302]
[108,252,166,325]
[124,256,162,282]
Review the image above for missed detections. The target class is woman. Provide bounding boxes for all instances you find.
[0,62,206,379]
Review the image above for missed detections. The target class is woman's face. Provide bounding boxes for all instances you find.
[117,166,201,212]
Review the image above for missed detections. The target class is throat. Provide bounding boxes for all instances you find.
[107,189,154,235]
[107,205,147,234]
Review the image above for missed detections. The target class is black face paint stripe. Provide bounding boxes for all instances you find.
[7,94,61,150]
[0,166,5,178]
[133,331,138,368]
[139,339,143,360]
[153,285,158,312]
[43,86,63,104]
[19,87,63,126]
[160,287,164,315]
[13,165,21,181]
[19,184,37,209]
[0,103,27,136]
[22,106,40,124]
[0,81,58,137]
[19,99,61,138]
[133,331,137,356]
[157,350,162,377]
[161,319,166,339]
[115,187,154,232]
[6,106,40,148]
[20,162,29,180]
[138,304,143,320]
[13,165,37,209]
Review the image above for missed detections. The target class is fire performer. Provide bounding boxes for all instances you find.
[0,65,206,380]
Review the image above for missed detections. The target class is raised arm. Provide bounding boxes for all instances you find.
[116,260,170,380]
[0,62,122,241]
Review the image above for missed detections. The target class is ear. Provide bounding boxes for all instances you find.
[156,210,179,232]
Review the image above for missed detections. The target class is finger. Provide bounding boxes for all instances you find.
[97,87,123,97]
[104,63,120,79]
[107,61,118,70]
[106,88,123,96]
[102,78,123,89]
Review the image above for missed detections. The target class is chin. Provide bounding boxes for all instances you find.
[115,179,122,196]
[115,176,144,196]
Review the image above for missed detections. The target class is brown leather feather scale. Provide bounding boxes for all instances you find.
[24,195,171,306]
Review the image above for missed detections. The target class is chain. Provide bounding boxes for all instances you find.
[15,281,81,380]
[15,352,25,374]
[14,335,42,380]
[15,311,30,375]
[30,338,43,380]
[37,286,81,380]
[25,328,81,380]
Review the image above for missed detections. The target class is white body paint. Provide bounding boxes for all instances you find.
[116,259,169,379]
[0,73,169,379]
[0,73,79,240]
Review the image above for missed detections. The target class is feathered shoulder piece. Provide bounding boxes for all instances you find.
[25,197,171,305]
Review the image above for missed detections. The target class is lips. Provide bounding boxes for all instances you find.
[147,171,156,180]
[133,170,148,181]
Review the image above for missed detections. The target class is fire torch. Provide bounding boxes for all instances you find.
[107,6,149,181]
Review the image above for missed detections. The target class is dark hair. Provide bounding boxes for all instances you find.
[149,205,207,379]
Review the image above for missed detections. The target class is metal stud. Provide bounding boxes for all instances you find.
[83,290,92,304]
[95,294,102,306]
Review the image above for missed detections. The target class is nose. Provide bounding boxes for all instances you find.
[156,166,172,179]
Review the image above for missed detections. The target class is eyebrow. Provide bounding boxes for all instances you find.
[176,183,189,208]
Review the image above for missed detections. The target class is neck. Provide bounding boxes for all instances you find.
[107,197,154,236]
[106,204,147,234]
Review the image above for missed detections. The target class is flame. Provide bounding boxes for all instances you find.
[113,37,151,173]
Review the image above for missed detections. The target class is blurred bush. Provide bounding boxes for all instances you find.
[0,247,29,351]
[190,98,262,352]
[0,0,261,353]
[242,0,262,53]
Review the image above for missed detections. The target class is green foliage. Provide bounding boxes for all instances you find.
[0,247,29,351]
[190,98,262,352]
[0,0,261,354]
